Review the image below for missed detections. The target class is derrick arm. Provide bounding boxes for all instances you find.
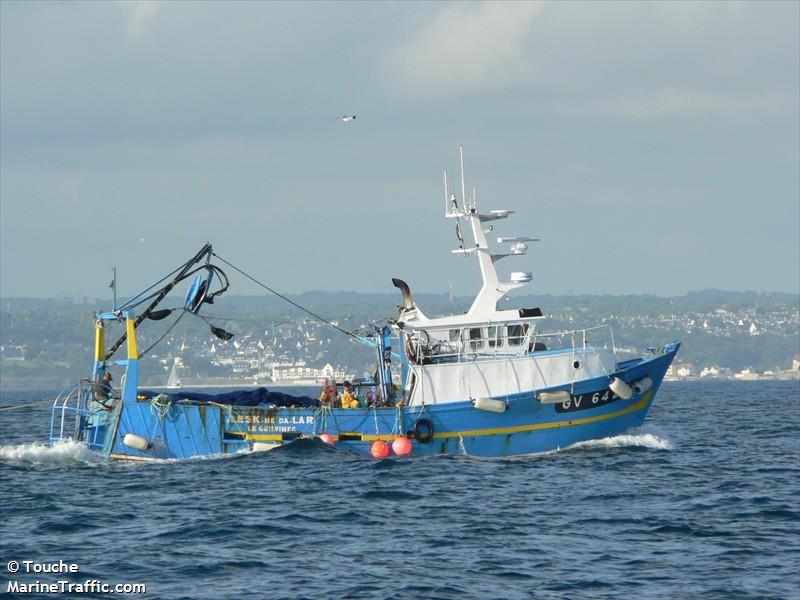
[104,243,214,360]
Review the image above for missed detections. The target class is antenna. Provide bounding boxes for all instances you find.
[443,169,449,216]
[447,169,457,206]
[111,267,117,311]
[459,145,466,213]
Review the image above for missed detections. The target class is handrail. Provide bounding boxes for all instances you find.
[406,323,616,364]
[49,380,116,450]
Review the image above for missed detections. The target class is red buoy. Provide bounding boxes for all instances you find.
[392,437,412,456]
[319,433,335,446]
[370,440,390,458]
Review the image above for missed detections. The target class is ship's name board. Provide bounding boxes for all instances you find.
[555,389,620,413]
[230,414,315,433]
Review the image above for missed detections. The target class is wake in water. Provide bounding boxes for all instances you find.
[565,424,674,452]
[0,427,673,468]
[434,424,674,462]
[0,439,105,468]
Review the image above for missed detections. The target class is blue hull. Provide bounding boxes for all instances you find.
[84,344,678,460]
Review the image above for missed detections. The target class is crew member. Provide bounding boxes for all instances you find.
[93,372,114,409]
[340,381,359,409]
[97,372,113,397]
[319,381,336,407]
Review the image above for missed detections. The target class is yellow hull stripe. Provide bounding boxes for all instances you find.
[424,390,653,440]
[241,391,654,443]
[244,434,283,442]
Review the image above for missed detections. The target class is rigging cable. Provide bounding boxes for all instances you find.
[0,399,55,412]
[116,263,185,313]
[138,309,188,358]
[212,252,362,342]
[105,243,213,360]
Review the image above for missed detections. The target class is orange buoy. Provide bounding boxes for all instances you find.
[370,440,390,458]
[319,433,335,446]
[392,437,412,456]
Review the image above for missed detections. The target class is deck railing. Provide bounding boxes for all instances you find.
[49,380,115,450]
[405,323,616,364]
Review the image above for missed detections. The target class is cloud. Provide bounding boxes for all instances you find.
[385,1,543,98]
[115,0,160,36]
[551,89,797,120]
[383,1,798,120]
[1,1,797,296]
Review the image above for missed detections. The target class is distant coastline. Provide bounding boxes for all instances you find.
[2,288,797,392]
[664,374,799,383]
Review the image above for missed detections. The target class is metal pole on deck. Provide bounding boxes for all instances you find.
[112,267,117,312]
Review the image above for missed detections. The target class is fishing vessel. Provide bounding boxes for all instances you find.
[50,149,679,459]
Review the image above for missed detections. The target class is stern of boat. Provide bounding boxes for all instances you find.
[50,380,121,454]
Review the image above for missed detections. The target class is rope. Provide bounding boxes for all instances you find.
[105,243,214,360]
[150,393,173,420]
[372,405,380,438]
[116,264,185,312]
[212,252,362,342]
[312,405,325,435]
[204,313,361,327]
[327,406,343,437]
[0,399,54,412]
[312,405,337,437]
[138,310,187,358]
[208,401,250,441]
[146,414,162,446]
[392,405,404,436]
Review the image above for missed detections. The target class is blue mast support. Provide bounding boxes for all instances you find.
[95,311,139,390]
[93,311,139,453]
[373,325,395,403]
[50,310,139,452]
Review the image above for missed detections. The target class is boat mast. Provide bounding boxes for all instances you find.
[460,146,467,211]
[443,147,536,316]
[443,169,449,215]
[460,147,500,314]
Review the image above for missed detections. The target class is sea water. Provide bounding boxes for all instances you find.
[1,381,798,599]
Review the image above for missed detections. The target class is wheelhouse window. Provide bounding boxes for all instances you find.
[487,325,503,348]
[468,328,483,350]
[507,323,528,346]
[449,329,461,342]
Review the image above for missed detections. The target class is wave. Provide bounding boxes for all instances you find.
[566,425,674,451]
[0,439,105,468]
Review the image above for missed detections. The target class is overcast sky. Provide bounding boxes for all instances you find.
[1,1,798,301]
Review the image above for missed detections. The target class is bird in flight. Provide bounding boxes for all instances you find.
[338,115,356,122]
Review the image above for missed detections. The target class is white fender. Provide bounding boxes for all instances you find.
[123,433,150,451]
[472,397,507,413]
[633,377,653,395]
[609,377,633,400]
[537,390,571,404]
